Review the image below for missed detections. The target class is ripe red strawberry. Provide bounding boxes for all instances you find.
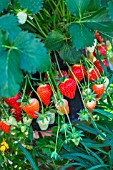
[92,84,105,98]
[94,59,108,73]
[0,121,10,133]
[97,43,106,55]
[10,108,21,122]
[58,78,76,99]
[69,64,85,82]
[94,30,104,43]
[4,92,21,110]
[85,67,100,82]
[37,84,52,106]
[22,98,39,119]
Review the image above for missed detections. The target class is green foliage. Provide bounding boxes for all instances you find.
[65,0,90,18]
[94,109,113,119]
[14,31,51,73]
[107,1,113,21]
[0,14,21,41]
[0,0,10,13]
[18,0,44,14]
[85,8,113,32]
[68,23,94,50]
[0,49,23,97]
[59,44,82,63]
[45,30,65,50]
[17,142,38,170]
[87,0,101,11]
[0,30,50,97]
[1,1,113,169]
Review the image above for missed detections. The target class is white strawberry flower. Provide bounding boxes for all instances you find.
[17,11,27,24]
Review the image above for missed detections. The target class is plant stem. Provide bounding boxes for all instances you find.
[48,69,73,132]
[34,16,47,38]
[1,104,9,118]
[20,74,28,107]
[54,52,63,77]
[54,114,60,152]
[47,72,58,103]
[27,76,44,115]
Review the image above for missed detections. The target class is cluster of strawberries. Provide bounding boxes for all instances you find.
[1,31,109,133]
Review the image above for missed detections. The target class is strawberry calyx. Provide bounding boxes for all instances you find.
[36,113,50,122]
[92,77,105,85]
[78,109,89,121]
[84,92,96,102]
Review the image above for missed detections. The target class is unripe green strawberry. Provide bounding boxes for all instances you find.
[37,117,50,130]
[6,116,17,126]
[21,125,27,132]
[46,111,55,124]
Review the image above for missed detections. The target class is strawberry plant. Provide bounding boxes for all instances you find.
[1,0,113,169]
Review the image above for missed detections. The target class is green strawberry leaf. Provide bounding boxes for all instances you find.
[87,0,101,11]
[18,0,44,14]
[0,30,51,97]
[68,23,94,50]
[101,0,110,7]
[107,1,113,21]
[14,31,51,73]
[0,47,23,98]
[45,30,65,50]
[85,8,113,32]
[0,14,21,41]
[65,0,90,17]
[0,0,10,12]
[59,44,82,64]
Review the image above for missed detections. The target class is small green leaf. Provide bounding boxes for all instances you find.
[65,0,90,17]
[68,23,94,50]
[59,44,82,64]
[14,31,51,73]
[0,14,21,41]
[94,109,113,119]
[45,30,65,50]
[0,0,10,12]
[17,142,38,170]
[107,1,113,21]
[18,0,44,14]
